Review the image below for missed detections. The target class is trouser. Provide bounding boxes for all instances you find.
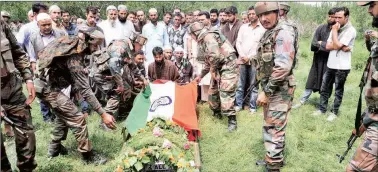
[1,74,37,172]
[208,58,238,116]
[40,100,54,121]
[235,64,258,110]
[299,88,313,104]
[319,69,350,114]
[263,82,295,169]
[346,125,378,172]
[40,91,91,154]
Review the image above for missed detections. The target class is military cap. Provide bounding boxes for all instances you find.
[255,2,279,16]
[187,22,204,34]
[225,6,238,15]
[77,25,105,40]
[280,2,290,12]
[135,34,147,45]
[1,11,10,18]
[357,1,374,6]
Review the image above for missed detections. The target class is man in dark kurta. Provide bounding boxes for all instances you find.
[148,46,180,82]
[293,8,336,108]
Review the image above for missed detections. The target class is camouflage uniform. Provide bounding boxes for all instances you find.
[252,5,299,169]
[0,20,37,172]
[188,22,239,131]
[36,35,107,156]
[346,8,378,169]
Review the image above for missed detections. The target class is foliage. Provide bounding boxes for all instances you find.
[118,118,198,172]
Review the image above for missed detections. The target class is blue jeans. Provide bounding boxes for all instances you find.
[235,64,258,110]
[299,89,313,104]
[40,100,54,121]
[319,68,350,114]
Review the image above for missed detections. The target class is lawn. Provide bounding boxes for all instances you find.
[3,38,370,172]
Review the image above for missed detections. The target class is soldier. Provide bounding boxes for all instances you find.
[1,19,37,172]
[35,25,116,164]
[346,2,378,171]
[252,2,298,172]
[279,2,290,21]
[189,22,239,132]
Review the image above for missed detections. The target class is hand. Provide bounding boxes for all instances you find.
[101,112,116,129]
[114,86,125,94]
[194,76,202,83]
[365,32,371,41]
[332,22,340,31]
[104,76,113,80]
[341,46,351,52]
[352,124,366,137]
[242,57,249,63]
[0,111,4,117]
[256,92,269,107]
[25,82,36,105]
[370,31,378,39]
[143,79,148,87]
[83,112,89,118]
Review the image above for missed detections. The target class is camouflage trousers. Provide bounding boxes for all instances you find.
[263,83,295,169]
[1,74,37,172]
[208,58,239,116]
[39,90,91,153]
[346,125,378,172]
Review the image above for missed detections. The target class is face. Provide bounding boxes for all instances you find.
[50,9,61,22]
[127,13,136,22]
[327,14,336,25]
[164,49,172,59]
[108,10,118,20]
[3,17,10,22]
[134,54,145,65]
[242,14,248,23]
[154,53,164,63]
[175,51,184,60]
[198,15,210,26]
[259,11,278,29]
[38,19,52,35]
[173,16,181,27]
[181,13,186,24]
[210,13,218,23]
[368,2,378,17]
[86,11,97,26]
[62,12,70,23]
[137,11,145,21]
[149,12,158,23]
[186,15,193,24]
[227,14,236,23]
[118,9,127,22]
[248,9,258,23]
[219,12,226,23]
[28,13,34,22]
[193,11,200,21]
[164,14,172,24]
[334,11,348,26]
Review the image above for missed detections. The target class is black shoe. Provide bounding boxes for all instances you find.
[82,150,108,165]
[256,160,283,172]
[213,111,223,119]
[227,116,237,132]
[47,144,68,158]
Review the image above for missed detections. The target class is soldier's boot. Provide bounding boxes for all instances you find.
[256,160,283,172]
[227,115,237,132]
[81,150,108,165]
[47,141,68,158]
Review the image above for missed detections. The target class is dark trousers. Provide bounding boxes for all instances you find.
[319,68,350,114]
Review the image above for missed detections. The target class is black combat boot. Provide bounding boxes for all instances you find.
[227,115,237,132]
[47,142,68,158]
[82,150,108,165]
[256,160,283,172]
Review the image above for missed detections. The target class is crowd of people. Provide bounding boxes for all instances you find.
[1,1,378,172]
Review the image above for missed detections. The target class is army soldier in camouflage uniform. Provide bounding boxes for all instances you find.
[189,22,239,132]
[252,2,298,171]
[0,19,37,172]
[35,25,116,164]
[346,2,378,171]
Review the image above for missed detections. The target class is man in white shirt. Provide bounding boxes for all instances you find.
[314,7,356,121]
[118,5,136,40]
[98,5,124,46]
[235,6,266,113]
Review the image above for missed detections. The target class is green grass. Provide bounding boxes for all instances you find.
[3,38,370,171]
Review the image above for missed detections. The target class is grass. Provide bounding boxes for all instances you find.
[3,38,370,172]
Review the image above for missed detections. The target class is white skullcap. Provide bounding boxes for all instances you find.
[149,8,157,14]
[163,45,172,51]
[174,47,184,52]
[28,10,33,16]
[36,13,51,22]
[118,5,127,11]
[106,5,117,12]
[49,5,60,14]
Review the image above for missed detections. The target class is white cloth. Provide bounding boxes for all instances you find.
[142,22,170,64]
[236,23,266,61]
[326,24,356,70]
[98,19,127,46]
[119,20,136,40]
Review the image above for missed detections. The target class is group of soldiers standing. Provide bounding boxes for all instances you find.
[1,1,378,172]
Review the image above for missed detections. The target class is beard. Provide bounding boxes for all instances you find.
[109,19,116,28]
[327,20,336,26]
[372,17,378,28]
[119,17,127,23]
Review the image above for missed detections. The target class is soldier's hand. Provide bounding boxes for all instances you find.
[352,124,366,137]
[143,80,149,87]
[242,57,249,63]
[25,81,36,105]
[114,86,125,94]
[256,92,269,106]
[194,76,202,83]
[341,46,351,52]
[101,113,117,129]
[370,31,378,39]
[31,62,36,74]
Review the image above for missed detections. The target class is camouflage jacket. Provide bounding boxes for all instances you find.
[252,20,299,96]
[37,36,105,115]
[363,38,378,129]
[197,30,236,78]
[0,20,32,80]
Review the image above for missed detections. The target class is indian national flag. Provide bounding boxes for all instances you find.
[125,80,199,136]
